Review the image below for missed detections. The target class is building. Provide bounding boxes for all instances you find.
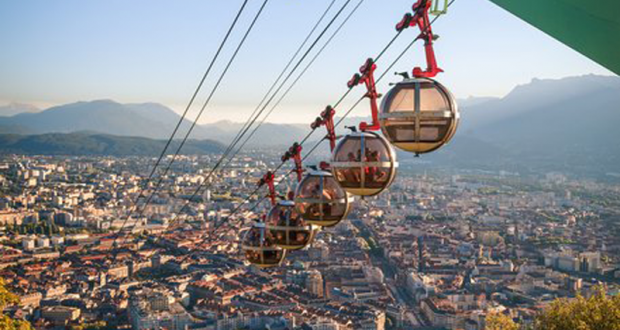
[20,292,43,307]
[0,210,26,225]
[45,284,67,298]
[306,270,324,298]
[37,236,50,248]
[420,295,485,330]
[41,306,81,324]
[107,265,129,279]
[580,252,602,273]
[51,235,65,246]
[22,236,36,251]
[302,318,342,330]
[129,289,192,330]
[545,251,602,273]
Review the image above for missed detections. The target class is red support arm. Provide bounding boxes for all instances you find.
[395,0,443,78]
[258,171,276,206]
[281,143,304,182]
[292,145,303,182]
[348,58,381,132]
[311,106,337,152]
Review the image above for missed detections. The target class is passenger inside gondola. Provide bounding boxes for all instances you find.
[364,142,390,188]
[244,228,265,264]
[322,179,344,219]
[307,184,322,217]
[278,209,289,226]
[347,151,361,184]
[294,231,308,244]
[288,210,304,243]
[262,230,281,263]
[275,231,285,243]
[307,183,334,217]
[274,210,288,244]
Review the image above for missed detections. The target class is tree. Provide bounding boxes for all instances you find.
[485,287,620,330]
[5,222,14,235]
[0,278,17,308]
[0,278,33,330]
[486,312,519,330]
[534,287,620,330]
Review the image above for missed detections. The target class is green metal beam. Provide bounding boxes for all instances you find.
[488,0,620,75]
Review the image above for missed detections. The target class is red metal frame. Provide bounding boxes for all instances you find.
[257,0,445,210]
[396,0,443,78]
[281,142,304,183]
[258,171,277,206]
[348,58,381,132]
[311,106,337,151]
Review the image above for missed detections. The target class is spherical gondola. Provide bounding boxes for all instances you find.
[330,131,398,196]
[241,222,286,268]
[294,168,351,227]
[265,200,315,250]
[380,77,459,154]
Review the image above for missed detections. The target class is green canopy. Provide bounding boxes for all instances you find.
[489,0,620,75]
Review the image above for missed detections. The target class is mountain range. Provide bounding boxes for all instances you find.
[420,74,620,176]
[1,74,619,176]
[0,133,224,156]
[0,103,40,117]
[0,100,307,144]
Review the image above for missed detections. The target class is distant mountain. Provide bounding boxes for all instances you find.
[417,74,620,176]
[3,75,620,176]
[0,99,351,146]
[0,133,224,156]
[0,103,40,116]
[0,124,35,135]
[0,100,225,140]
[209,120,245,132]
[458,96,499,108]
[196,120,308,147]
[459,75,620,134]
[0,100,304,145]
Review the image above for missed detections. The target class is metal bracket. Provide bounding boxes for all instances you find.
[258,171,276,206]
[347,58,381,132]
[311,106,337,152]
[395,0,443,78]
[281,143,304,183]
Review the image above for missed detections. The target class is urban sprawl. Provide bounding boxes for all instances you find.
[1,152,619,330]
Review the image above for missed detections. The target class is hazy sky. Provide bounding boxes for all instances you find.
[0,0,613,123]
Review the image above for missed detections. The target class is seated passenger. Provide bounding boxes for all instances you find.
[275,231,285,244]
[307,183,325,217]
[346,151,362,184]
[368,150,388,183]
[295,231,308,244]
[278,210,289,226]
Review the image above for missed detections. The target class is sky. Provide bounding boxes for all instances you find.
[0,0,613,124]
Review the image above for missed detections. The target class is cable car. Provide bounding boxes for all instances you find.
[265,200,315,250]
[294,167,351,227]
[241,222,286,268]
[330,130,398,196]
[380,77,459,154]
